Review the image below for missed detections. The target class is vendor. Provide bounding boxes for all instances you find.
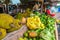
[22,1,41,11]
[33,2,41,11]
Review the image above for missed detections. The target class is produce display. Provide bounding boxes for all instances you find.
[16,10,56,40]
[27,16,45,29]
[0,14,14,29]
[0,9,56,40]
[16,8,32,19]
[0,13,22,39]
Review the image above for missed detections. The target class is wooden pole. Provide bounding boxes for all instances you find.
[4,0,10,13]
[55,23,58,40]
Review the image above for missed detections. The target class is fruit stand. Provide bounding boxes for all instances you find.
[0,10,58,40]
[2,24,58,40]
[0,0,59,40]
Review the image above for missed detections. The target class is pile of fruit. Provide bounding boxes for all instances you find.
[16,10,56,40]
[27,16,45,29]
[0,13,22,40]
[0,9,56,40]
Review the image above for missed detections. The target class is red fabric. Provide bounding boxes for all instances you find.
[46,9,50,15]
[46,9,55,17]
[50,14,55,17]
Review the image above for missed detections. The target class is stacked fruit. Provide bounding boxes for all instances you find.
[18,11,56,40]
[16,8,33,19]
[40,13,47,25]
[27,15,45,29]
[0,14,21,40]
[39,14,55,40]
[47,16,55,33]
[0,10,56,40]
[19,29,42,40]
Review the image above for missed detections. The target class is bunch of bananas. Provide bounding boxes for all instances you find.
[0,13,22,39]
[0,28,6,40]
[0,14,14,29]
[16,8,33,19]
[7,19,22,32]
[27,16,45,29]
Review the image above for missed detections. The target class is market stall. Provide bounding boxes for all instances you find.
[0,0,59,40]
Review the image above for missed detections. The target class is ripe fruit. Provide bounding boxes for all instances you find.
[7,19,21,32]
[24,32,28,37]
[0,14,14,29]
[27,16,45,29]
[0,28,6,40]
[19,37,24,40]
[21,17,26,24]
[29,32,37,38]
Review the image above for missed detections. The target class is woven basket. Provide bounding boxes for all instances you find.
[2,24,58,40]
